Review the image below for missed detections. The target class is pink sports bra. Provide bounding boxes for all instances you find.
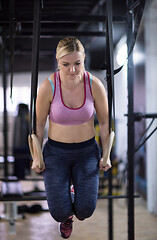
[48,71,94,125]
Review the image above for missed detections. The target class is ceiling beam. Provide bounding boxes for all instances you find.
[4,31,106,38]
[0,14,126,24]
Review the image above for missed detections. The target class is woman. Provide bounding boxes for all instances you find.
[32,37,111,239]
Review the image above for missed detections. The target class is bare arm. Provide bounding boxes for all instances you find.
[92,76,111,171]
[36,79,52,146]
[32,77,53,173]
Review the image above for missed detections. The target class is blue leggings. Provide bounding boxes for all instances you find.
[43,137,100,222]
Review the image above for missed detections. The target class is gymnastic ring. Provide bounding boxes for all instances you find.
[102,131,115,167]
[28,134,44,169]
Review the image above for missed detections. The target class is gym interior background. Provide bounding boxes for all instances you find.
[0,0,157,240]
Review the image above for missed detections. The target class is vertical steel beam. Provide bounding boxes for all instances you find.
[127,1,135,239]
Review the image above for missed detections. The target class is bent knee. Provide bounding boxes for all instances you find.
[49,208,71,223]
[75,203,96,220]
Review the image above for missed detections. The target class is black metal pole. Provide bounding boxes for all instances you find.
[30,0,41,134]
[108,169,113,240]
[2,37,8,177]
[106,0,114,239]
[127,1,135,240]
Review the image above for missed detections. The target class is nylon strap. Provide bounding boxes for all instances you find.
[29,0,41,135]
[106,0,115,133]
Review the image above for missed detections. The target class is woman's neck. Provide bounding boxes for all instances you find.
[59,70,84,89]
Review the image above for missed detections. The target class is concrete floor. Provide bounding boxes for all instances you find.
[0,182,157,240]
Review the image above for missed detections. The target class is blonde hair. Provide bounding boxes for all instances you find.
[56,37,85,60]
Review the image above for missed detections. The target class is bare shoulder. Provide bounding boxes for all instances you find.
[88,73,106,99]
[92,75,104,89]
[47,73,55,85]
[37,73,55,101]
[40,73,54,89]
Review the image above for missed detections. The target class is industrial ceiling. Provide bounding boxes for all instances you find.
[0,0,127,72]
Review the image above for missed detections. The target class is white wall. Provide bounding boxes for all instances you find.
[145,0,157,214]
[114,38,128,162]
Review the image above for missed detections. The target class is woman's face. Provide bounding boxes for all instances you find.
[58,51,85,80]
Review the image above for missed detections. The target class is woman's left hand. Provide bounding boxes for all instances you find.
[99,157,112,172]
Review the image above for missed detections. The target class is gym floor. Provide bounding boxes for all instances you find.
[0,181,157,240]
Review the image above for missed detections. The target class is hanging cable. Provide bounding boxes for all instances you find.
[135,126,157,153]
[135,118,157,152]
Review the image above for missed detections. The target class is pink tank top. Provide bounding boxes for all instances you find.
[49,71,94,125]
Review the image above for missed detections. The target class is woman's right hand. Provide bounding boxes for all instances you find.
[31,160,45,173]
